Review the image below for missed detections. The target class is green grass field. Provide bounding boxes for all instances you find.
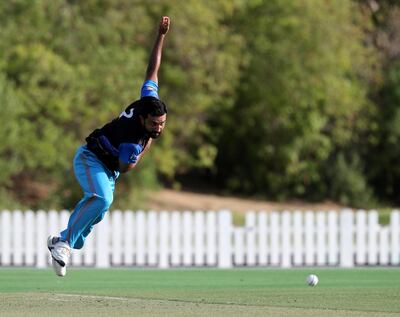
[0,268,399,316]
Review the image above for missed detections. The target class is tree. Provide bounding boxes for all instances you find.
[215,0,377,204]
[0,0,244,208]
[0,74,21,186]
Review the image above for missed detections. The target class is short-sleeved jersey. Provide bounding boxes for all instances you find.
[86,80,159,172]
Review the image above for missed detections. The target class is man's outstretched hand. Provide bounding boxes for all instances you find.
[159,16,170,35]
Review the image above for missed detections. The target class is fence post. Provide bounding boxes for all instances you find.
[12,210,23,266]
[110,210,123,266]
[328,211,339,265]
[257,212,267,265]
[293,211,303,266]
[316,211,326,266]
[206,211,217,266]
[390,210,400,265]
[245,212,256,266]
[36,210,48,268]
[281,211,292,268]
[194,211,205,266]
[24,210,35,266]
[218,210,232,268]
[170,211,181,266]
[95,213,110,268]
[123,210,135,266]
[367,210,379,265]
[233,228,244,266]
[339,209,354,268]
[355,210,367,265]
[1,210,11,266]
[305,211,315,266]
[159,211,170,268]
[182,211,193,266]
[148,211,158,266]
[135,211,146,266]
[270,212,280,266]
[379,227,389,265]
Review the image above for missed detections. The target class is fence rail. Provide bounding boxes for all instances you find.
[0,209,399,268]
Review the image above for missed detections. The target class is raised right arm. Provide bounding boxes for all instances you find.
[145,16,170,84]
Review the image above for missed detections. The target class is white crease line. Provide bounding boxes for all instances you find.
[53,293,129,301]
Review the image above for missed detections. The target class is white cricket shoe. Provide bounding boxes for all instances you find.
[51,257,66,277]
[47,236,70,277]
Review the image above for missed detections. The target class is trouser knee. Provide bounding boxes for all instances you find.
[92,194,113,213]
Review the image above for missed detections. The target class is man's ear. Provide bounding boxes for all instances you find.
[139,115,145,125]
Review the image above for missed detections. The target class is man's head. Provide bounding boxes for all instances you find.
[138,97,167,139]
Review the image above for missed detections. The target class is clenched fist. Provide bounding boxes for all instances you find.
[159,16,170,35]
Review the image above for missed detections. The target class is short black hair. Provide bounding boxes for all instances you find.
[136,97,168,117]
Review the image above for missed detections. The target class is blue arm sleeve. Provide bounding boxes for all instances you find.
[141,80,159,99]
[119,143,143,164]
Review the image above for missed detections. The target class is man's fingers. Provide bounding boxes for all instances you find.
[162,16,170,25]
[158,16,170,35]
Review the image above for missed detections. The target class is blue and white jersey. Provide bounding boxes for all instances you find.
[86,80,161,171]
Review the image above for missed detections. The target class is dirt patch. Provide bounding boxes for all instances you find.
[146,189,344,212]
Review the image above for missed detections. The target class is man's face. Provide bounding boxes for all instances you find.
[141,114,167,139]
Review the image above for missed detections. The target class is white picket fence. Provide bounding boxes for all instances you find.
[0,209,399,268]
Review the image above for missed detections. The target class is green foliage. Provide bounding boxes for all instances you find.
[367,60,400,203]
[5,43,79,171]
[328,153,375,207]
[0,73,22,185]
[0,0,244,208]
[149,0,244,173]
[0,0,399,209]
[356,3,400,205]
[215,0,377,205]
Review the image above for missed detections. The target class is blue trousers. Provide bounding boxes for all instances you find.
[60,145,119,249]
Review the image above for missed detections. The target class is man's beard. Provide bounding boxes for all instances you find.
[149,131,161,139]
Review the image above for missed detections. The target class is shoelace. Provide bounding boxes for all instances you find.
[58,247,70,257]
[53,245,70,261]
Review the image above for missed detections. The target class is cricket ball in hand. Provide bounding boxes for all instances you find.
[306,274,319,286]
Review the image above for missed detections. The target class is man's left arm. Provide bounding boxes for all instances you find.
[118,140,153,173]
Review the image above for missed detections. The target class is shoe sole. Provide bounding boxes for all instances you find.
[52,259,66,277]
[52,257,66,267]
